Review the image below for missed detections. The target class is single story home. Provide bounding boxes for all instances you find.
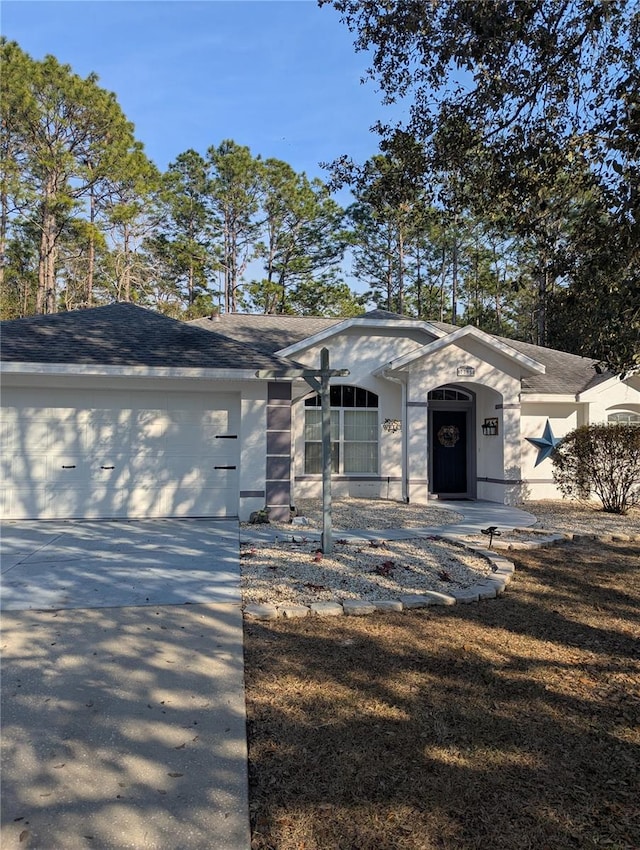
[1,303,639,521]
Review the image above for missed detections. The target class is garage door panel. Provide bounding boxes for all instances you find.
[40,486,90,519]
[85,412,133,452]
[16,418,53,450]
[91,461,130,485]
[1,414,17,450]
[0,453,84,484]
[168,407,230,427]
[45,459,90,490]
[122,485,166,517]
[165,485,237,517]
[48,422,88,454]
[2,388,241,519]
[40,485,127,519]
[0,486,47,519]
[2,454,48,483]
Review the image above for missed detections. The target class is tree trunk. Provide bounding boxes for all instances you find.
[439,247,446,321]
[0,181,7,296]
[123,225,131,301]
[397,224,405,316]
[537,265,549,346]
[451,237,458,325]
[415,243,423,317]
[38,205,58,314]
[87,185,96,307]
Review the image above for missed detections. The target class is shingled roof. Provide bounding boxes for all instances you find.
[2,303,608,395]
[192,311,607,396]
[493,336,608,394]
[0,303,292,371]
[189,313,342,355]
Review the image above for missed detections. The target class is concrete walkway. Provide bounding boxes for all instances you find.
[241,500,537,544]
[438,500,537,535]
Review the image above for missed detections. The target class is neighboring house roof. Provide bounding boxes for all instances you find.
[0,303,291,371]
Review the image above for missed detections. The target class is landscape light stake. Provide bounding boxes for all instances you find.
[481,526,501,549]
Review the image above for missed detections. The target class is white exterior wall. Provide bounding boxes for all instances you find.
[521,378,640,501]
[520,402,583,500]
[475,387,508,503]
[289,328,430,502]
[581,379,640,424]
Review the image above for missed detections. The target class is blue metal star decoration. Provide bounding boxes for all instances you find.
[526,419,563,466]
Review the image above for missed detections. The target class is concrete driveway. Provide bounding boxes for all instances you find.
[0,519,241,611]
[0,519,250,850]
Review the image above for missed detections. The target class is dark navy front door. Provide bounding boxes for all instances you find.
[432,410,467,494]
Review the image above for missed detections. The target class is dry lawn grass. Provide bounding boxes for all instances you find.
[244,539,640,850]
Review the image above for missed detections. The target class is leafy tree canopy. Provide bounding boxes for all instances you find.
[321,0,639,373]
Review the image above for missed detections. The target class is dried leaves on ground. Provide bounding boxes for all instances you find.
[244,539,640,850]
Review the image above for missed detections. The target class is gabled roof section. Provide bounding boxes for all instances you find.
[190,308,441,356]
[273,315,448,358]
[190,310,606,395]
[375,325,546,376]
[0,303,292,371]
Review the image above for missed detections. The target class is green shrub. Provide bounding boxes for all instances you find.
[552,423,640,514]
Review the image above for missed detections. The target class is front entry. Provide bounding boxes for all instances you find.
[432,410,468,496]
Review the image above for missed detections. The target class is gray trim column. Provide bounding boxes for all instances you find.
[265,382,292,522]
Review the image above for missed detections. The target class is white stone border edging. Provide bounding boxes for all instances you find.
[242,534,525,621]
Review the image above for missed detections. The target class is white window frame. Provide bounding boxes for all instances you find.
[304,386,379,475]
[607,411,640,424]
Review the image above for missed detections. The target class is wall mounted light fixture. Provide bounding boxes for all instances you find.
[382,418,402,433]
[482,417,499,436]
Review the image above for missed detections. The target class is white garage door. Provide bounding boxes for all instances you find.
[0,387,240,519]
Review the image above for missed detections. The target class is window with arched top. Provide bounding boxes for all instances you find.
[608,411,640,424]
[428,388,473,402]
[304,386,379,474]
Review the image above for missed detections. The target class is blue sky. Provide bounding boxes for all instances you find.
[2,0,407,203]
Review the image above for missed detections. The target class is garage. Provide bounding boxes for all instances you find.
[1,385,240,520]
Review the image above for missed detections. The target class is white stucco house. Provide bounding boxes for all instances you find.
[1,303,639,522]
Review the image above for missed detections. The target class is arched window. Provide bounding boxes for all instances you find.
[304,386,379,474]
[608,411,640,424]
[428,388,472,402]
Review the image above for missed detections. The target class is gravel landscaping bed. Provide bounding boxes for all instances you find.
[240,535,493,607]
[262,497,463,531]
[241,499,484,608]
[240,498,640,609]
